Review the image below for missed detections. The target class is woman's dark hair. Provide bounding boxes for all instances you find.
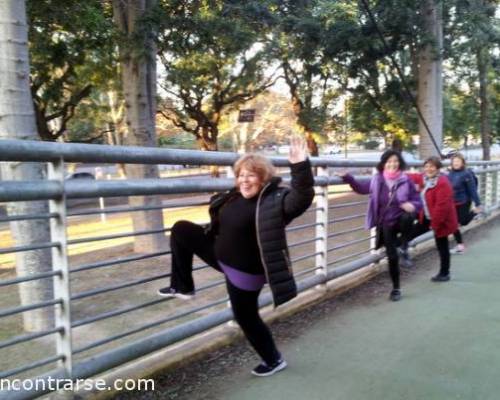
[376,150,407,172]
[424,156,443,169]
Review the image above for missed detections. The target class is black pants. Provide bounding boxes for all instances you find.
[379,212,415,290]
[413,218,450,276]
[453,201,473,244]
[169,220,280,365]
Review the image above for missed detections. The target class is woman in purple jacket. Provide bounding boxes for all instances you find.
[338,150,422,301]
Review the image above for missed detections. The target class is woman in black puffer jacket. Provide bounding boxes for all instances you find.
[158,137,314,377]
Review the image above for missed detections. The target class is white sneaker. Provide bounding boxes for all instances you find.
[157,287,195,300]
[450,244,465,255]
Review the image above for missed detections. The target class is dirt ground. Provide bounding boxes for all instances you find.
[112,216,494,400]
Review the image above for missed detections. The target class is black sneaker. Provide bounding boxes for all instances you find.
[431,274,450,282]
[251,359,287,377]
[389,289,401,302]
[157,287,195,300]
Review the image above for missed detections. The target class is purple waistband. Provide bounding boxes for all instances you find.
[217,260,266,291]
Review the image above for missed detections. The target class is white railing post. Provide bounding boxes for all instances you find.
[496,170,500,209]
[315,166,329,285]
[224,165,236,326]
[48,157,73,377]
[370,167,377,254]
[485,169,493,211]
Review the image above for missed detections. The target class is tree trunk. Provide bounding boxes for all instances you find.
[197,128,219,177]
[305,131,319,157]
[417,0,443,159]
[0,0,54,331]
[113,0,167,253]
[477,47,491,161]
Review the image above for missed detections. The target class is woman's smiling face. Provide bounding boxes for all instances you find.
[384,155,400,172]
[237,168,263,199]
[424,162,439,178]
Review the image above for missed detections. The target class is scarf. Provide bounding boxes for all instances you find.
[421,174,439,219]
[383,170,401,190]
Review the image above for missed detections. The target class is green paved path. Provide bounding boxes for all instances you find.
[212,222,500,400]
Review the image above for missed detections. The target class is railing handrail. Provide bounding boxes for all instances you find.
[2,139,499,167]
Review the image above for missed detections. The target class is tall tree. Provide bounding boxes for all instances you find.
[272,0,358,155]
[156,0,276,155]
[113,0,167,253]
[448,0,499,160]
[27,0,114,141]
[417,0,444,158]
[0,0,53,331]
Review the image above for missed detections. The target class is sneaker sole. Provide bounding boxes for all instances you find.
[251,361,288,377]
[157,290,194,300]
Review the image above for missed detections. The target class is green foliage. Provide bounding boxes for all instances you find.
[28,0,116,141]
[154,0,276,149]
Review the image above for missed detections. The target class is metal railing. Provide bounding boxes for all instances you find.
[1,139,500,399]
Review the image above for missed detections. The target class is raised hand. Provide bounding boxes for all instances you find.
[288,136,308,164]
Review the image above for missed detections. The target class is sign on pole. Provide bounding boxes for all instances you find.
[238,109,256,123]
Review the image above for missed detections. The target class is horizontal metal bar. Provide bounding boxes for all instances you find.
[0,139,241,166]
[71,273,170,301]
[327,252,385,280]
[0,354,64,380]
[286,222,322,232]
[0,241,59,255]
[328,226,365,238]
[0,270,61,288]
[74,298,229,355]
[0,327,62,350]
[294,266,321,278]
[4,168,499,203]
[0,212,58,223]
[68,227,170,246]
[1,139,432,168]
[64,178,234,199]
[291,252,321,263]
[329,213,365,223]
[72,278,226,328]
[327,249,373,266]
[329,200,368,209]
[71,251,171,273]
[67,199,209,217]
[0,298,61,319]
[71,298,169,328]
[0,180,62,202]
[289,237,322,248]
[327,236,374,252]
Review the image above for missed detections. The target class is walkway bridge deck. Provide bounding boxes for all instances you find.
[125,218,500,400]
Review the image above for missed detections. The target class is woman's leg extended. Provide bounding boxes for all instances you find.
[226,279,280,366]
[457,201,474,226]
[169,220,219,293]
[382,225,400,289]
[453,229,463,245]
[398,212,415,247]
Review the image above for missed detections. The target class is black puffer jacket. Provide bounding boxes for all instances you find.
[207,159,314,307]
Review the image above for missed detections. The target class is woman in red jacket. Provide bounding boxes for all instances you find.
[410,156,458,281]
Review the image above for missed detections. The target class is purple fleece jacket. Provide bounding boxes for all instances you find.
[343,172,422,228]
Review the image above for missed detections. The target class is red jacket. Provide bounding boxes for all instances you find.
[409,173,458,238]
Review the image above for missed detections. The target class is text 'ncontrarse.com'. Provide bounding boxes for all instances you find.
[0,378,155,392]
